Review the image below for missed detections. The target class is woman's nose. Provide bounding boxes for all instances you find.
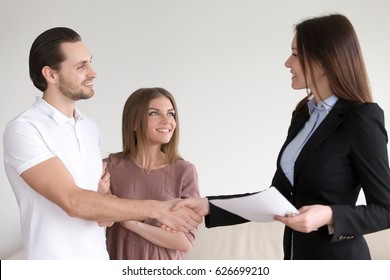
[284,56,291,68]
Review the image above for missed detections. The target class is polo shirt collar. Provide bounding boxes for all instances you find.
[35,96,84,125]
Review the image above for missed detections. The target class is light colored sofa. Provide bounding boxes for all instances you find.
[184,222,390,260]
[6,221,390,259]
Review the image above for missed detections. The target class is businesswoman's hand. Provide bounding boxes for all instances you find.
[274,204,333,233]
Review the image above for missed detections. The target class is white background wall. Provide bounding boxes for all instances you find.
[1,0,389,259]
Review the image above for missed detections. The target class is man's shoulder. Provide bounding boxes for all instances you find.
[4,106,36,132]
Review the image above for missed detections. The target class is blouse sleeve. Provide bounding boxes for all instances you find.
[180,162,201,244]
[180,163,200,199]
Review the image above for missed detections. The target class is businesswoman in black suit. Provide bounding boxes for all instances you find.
[173,14,390,260]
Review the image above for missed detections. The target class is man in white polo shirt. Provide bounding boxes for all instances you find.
[3,27,201,259]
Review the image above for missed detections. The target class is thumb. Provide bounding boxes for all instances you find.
[170,199,183,211]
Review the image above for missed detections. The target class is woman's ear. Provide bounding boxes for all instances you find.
[318,63,326,76]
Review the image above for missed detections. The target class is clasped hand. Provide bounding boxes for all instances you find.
[96,162,206,232]
[160,197,210,232]
[273,204,333,233]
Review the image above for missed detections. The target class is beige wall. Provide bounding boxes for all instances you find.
[1,0,390,259]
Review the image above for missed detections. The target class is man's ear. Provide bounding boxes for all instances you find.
[41,66,57,85]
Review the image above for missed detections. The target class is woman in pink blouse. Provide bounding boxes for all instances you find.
[104,87,200,260]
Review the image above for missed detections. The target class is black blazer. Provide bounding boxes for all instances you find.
[206,99,390,259]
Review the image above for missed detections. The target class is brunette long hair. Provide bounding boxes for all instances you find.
[294,14,372,111]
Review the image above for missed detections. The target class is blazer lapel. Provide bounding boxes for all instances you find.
[293,100,351,174]
[275,109,310,190]
[277,109,310,164]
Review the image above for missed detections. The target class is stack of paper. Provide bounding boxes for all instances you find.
[210,186,299,223]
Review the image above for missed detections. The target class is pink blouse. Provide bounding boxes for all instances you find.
[104,153,200,260]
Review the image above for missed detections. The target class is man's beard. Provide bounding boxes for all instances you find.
[58,75,94,101]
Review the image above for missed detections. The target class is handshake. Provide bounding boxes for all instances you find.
[97,162,209,232]
[158,197,210,233]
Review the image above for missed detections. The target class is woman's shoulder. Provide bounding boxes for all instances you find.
[173,159,195,168]
[170,160,198,184]
[103,152,120,161]
[347,102,384,119]
[103,152,132,167]
[172,159,197,173]
[335,99,384,118]
[341,101,386,134]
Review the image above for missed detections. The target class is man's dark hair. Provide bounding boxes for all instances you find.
[29,27,81,91]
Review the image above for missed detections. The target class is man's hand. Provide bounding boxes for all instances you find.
[159,197,210,232]
[154,199,203,232]
[172,197,210,217]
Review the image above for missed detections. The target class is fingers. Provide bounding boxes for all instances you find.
[179,223,194,232]
[285,212,298,218]
[160,224,167,230]
[98,162,111,194]
[171,197,210,216]
[160,224,175,232]
[273,213,298,225]
[101,162,110,182]
[274,212,318,233]
[170,199,185,211]
[98,221,114,227]
[101,171,110,183]
[187,207,203,225]
[157,200,203,232]
[166,209,197,232]
[179,207,203,231]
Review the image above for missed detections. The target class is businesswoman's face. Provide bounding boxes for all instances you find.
[284,35,306,90]
[284,35,324,94]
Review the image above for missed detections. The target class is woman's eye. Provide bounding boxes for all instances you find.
[149,111,158,116]
[168,112,175,117]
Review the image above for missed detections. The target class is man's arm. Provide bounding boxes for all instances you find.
[21,157,201,232]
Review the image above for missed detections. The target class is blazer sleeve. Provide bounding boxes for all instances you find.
[330,103,390,241]
[205,193,255,228]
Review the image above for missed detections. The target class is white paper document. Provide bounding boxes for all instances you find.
[209,186,299,223]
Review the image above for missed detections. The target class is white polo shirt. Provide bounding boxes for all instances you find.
[3,97,109,259]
